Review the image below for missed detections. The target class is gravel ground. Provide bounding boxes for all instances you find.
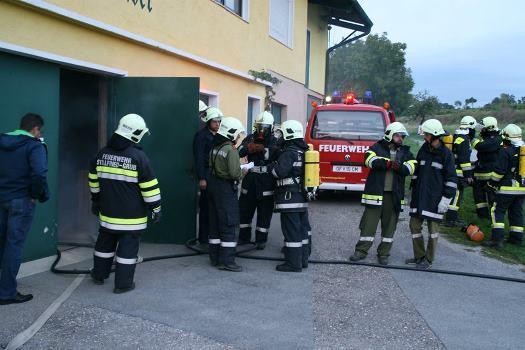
[310,192,444,349]
[21,302,232,350]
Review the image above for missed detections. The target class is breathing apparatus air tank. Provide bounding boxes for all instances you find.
[305,144,320,191]
[443,134,453,150]
[519,146,525,185]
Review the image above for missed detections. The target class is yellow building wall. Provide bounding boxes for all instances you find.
[0,1,266,123]
[37,0,309,85]
[307,4,328,95]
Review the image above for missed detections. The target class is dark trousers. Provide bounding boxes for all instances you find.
[198,189,210,244]
[281,211,308,270]
[92,229,141,289]
[0,197,35,299]
[491,194,524,242]
[302,211,312,262]
[239,175,275,244]
[473,180,494,219]
[208,176,239,266]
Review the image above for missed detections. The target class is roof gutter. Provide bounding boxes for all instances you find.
[321,0,373,95]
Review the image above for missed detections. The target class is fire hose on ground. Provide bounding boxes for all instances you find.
[50,238,525,284]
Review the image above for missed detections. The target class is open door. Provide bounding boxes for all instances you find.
[109,77,200,244]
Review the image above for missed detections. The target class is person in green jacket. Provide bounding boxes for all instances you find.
[208,117,245,272]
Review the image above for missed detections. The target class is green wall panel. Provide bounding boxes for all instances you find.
[110,77,199,244]
[0,52,60,261]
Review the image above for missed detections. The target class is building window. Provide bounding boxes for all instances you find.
[215,0,249,20]
[269,0,294,48]
[247,97,261,133]
[271,103,285,126]
[200,91,219,108]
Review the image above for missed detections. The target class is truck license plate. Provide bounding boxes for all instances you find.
[333,165,362,173]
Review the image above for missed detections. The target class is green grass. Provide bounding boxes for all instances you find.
[402,133,525,265]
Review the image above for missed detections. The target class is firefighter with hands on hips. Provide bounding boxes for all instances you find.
[407,119,457,269]
[471,116,502,219]
[267,120,310,272]
[208,117,245,272]
[349,122,416,266]
[237,111,280,250]
[444,116,477,227]
[483,124,525,249]
[193,102,223,246]
[90,113,161,294]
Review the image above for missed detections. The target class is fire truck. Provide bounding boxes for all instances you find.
[304,92,395,192]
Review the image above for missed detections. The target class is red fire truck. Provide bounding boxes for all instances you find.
[304,93,395,192]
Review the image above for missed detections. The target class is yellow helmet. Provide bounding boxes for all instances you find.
[384,122,408,142]
[460,116,477,129]
[480,116,499,131]
[115,113,149,143]
[255,111,275,126]
[218,117,245,141]
[420,119,446,137]
[281,120,304,140]
[501,124,522,141]
[201,107,223,123]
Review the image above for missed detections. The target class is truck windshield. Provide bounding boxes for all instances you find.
[311,110,386,141]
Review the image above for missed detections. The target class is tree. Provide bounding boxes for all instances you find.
[439,102,455,110]
[407,91,440,123]
[454,100,462,109]
[328,33,414,114]
[464,97,477,109]
[487,93,518,109]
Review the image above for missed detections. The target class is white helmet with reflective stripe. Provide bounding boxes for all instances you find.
[201,107,223,123]
[218,117,245,141]
[199,100,208,113]
[255,111,274,126]
[460,115,477,129]
[384,122,408,142]
[420,119,446,137]
[480,116,499,131]
[115,113,149,143]
[281,120,304,140]
[502,124,522,142]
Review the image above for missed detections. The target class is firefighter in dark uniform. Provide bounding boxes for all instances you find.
[484,124,525,249]
[268,120,309,272]
[472,116,502,219]
[208,117,245,272]
[407,119,457,269]
[237,111,280,250]
[192,104,223,245]
[90,114,161,294]
[349,122,416,265]
[444,116,476,226]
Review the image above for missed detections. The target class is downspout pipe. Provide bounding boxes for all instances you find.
[324,29,370,96]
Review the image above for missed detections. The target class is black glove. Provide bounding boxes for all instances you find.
[150,207,162,224]
[91,202,100,216]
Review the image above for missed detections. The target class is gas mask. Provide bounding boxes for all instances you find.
[255,124,272,142]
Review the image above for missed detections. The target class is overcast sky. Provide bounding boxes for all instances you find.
[330,0,525,106]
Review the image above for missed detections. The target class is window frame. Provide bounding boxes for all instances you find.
[213,0,250,22]
[199,90,220,108]
[269,0,295,49]
[247,95,263,133]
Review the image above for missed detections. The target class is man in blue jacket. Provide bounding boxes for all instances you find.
[0,113,49,305]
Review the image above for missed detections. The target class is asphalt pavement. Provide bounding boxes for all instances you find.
[1,192,524,349]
